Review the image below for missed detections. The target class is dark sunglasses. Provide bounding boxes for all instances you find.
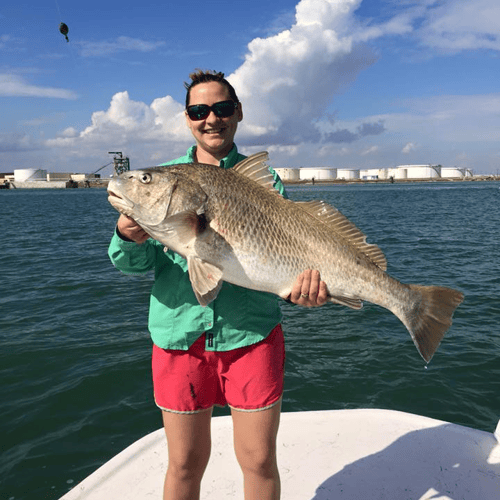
[186,100,238,121]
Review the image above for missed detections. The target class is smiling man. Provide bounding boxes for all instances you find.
[109,70,327,500]
[183,76,243,163]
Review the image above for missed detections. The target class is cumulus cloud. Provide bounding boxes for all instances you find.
[42,0,500,171]
[48,0,385,163]
[54,92,185,144]
[0,74,78,99]
[229,0,378,145]
[46,91,190,163]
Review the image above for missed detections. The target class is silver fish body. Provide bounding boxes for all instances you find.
[108,152,464,362]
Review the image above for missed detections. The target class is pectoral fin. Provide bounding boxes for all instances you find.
[187,256,224,307]
[328,295,363,310]
[165,210,206,243]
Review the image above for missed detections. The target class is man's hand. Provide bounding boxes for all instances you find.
[288,270,328,307]
[116,214,150,244]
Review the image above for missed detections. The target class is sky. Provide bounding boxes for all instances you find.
[1,0,500,175]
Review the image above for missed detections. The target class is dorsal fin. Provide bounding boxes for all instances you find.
[233,152,276,191]
[297,200,387,271]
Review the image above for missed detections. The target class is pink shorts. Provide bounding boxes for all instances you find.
[152,324,285,413]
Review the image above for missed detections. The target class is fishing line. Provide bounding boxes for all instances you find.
[54,0,78,64]
[54,0,63,20]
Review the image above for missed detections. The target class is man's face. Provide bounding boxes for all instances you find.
[185,81,243,160]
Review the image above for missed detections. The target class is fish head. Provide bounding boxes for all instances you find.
[107,167,208,234]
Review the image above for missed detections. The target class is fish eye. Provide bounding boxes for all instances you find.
[139,173,152,184]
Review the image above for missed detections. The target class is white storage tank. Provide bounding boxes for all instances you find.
[337,169,360,180]
[395,168,408,180]
[441,167,467,179]
[14,169,48,182]
[360,168,388,180]
[396,165,440,179]
[299,168,337,180]
[274,168,300,182]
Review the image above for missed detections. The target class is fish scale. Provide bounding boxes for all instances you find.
[108,152,464,362]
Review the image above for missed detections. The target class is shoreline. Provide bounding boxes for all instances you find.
[283,175,500,186]
[0,179,111,190]
[1,175,499,190]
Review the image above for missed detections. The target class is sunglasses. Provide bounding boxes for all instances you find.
[186,100,238,121]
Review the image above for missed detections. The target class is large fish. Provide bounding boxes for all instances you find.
[108,152,464,362]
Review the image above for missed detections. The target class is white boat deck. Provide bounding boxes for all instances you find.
[60,409,500,499]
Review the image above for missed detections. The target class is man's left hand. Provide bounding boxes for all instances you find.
[288,270,328,307]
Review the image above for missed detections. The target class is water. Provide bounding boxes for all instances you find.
[1,182,499,500]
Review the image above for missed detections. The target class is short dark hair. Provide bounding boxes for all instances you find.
[184,69,239,108]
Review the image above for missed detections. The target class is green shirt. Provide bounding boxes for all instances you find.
[108,145,287,351]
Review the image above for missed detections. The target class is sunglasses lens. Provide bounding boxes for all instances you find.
[187,105,209,121]
[213,101,236,118]
[187,101,236,121]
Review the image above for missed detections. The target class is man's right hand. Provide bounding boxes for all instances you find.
[116,214,150,244]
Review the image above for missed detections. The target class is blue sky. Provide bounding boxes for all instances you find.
[1,0,500,174]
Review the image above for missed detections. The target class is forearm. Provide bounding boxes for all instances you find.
[108,230,156,274]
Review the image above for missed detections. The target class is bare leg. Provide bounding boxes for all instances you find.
[232,400,281,500]
[162,408,213,500]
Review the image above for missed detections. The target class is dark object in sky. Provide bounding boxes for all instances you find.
[59,22,69,42]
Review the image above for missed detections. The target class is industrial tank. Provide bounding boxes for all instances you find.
[441,168,470,178]
[274,168,300,182]
[395,165,440,179]
[299,168,337,180]
[337,169,360,180]
[14,169,47,182]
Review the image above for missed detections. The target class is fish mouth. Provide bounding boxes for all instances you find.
[107,190,134,215]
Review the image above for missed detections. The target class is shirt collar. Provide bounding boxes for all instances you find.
[187,144,239,169]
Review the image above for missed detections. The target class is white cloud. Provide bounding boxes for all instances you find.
[22,113,66,127]
[47,0,384,164]
[229,0,378,145]
[77,36,166,57]
[0,34,11,48]
[0,34,24,51]
[0,132,39,153]
[402,142,417,154]
[318,145,351,158]
[46,91,190,163]
[61,127,78,138]
[396,93,500,142]
[0,74,78,99]
[39,0,500,173]
[361,145,379,156]
[420,0,500,52]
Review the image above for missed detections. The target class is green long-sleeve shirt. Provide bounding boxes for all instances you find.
[108,145,287,351]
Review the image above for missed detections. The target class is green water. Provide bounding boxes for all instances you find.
[1,182,499,499]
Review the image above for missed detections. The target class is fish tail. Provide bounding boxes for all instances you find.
[403,285,464,363]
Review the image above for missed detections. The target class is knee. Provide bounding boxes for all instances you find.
[168,448,210,481]
[235,443,278,477]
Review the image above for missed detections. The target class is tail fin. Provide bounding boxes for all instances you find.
[402,285,464,363]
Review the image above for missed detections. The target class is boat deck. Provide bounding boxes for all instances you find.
[60,408,500,499]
